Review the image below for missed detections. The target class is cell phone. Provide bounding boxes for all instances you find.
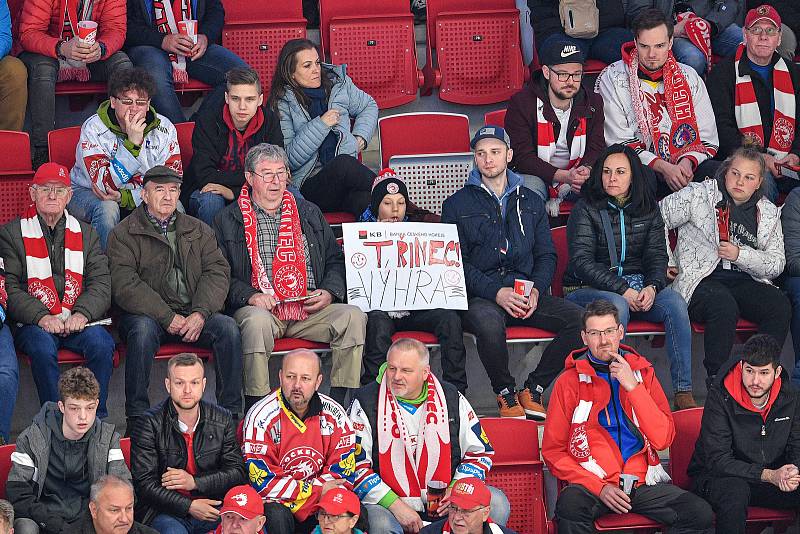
[780,164,800,180]
[278,290,322,304]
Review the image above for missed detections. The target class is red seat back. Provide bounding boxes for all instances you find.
[119,437,131,468]
[378,112,470,168]
[48,126,82,170]
[0,443,15,499]
[484,109,507,128]
[176,121,195,171]
[0,131,32,173]
[669,407,704,490]
[0,172,34,224]
[550,226,568,298]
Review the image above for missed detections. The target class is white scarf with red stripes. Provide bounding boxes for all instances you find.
[537,96,586,216]
[20,206,84,320]
[57,0,95,82]
[152,0,193,83]
[734,44,796,159]
[568,365,671,486]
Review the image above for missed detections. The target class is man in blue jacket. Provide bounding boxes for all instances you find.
[441,126,583,419]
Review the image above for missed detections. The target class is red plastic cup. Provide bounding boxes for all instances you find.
[177,19,198,44]
[514,279,534,298]
[77,20,98,45]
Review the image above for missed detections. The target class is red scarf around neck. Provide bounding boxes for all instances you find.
[238,185,308,321]
[221,106,265,172]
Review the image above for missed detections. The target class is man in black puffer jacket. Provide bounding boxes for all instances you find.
[689,334,800,534]
[131,353,245,530]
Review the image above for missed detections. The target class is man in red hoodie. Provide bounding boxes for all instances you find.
[542,299,713,533]
[688,334,800,533]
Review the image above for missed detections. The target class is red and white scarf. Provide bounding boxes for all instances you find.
[441,519,503,533]
[20,206,84,320]
[624,44,707,164]
[567,366,671,486]
[377,371,451,511]
[676,12,712,74]
[537,96,586,215]
[151,0,193,83]
[0,258,8,312]
[238,185,308,321]
[734,44,796,159]
[57,0,96,82]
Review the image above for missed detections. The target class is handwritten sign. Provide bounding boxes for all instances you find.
[343,222,468,312]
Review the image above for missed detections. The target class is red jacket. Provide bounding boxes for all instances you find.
[14,0,126,59]
[542,345,675,496]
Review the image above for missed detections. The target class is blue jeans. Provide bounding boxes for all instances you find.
[672,24,742,75]
[784,277,800,384]
[367,485,511,534]
[567,287,693,392]
[119,312,243,418]
[537,27,633,65]
[14,324,115,417]
[0,327,18,442]
[127,44,248,124]
[188,190,227,227]
[68,186,121,251]
[151,514,219,534]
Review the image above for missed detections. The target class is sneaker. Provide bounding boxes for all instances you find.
[518,386,547,420]
[496,388,526,419]
[674,391,698,411]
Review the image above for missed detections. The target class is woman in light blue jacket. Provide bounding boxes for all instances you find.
[268,38,378,218]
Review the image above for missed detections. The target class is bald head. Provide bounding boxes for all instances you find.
[280,349,323,417]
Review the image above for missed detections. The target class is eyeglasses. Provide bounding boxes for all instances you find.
[33,185,70,197]
[449,505,487,517]
[317,511,352,522]
[746,26,780,36]
[551,70,584,82]
[251,169,288,183]
[584,327,620,339]
[113,96,150,106]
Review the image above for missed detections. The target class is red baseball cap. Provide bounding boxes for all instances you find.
[219,485,264,520]
[33,162,70,187]
[314,487,360,516]
[745,4,781,28]
[449,477,491,510]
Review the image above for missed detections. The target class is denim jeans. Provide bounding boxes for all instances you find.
[126,44,248,124]
[0,326,18,442]
[368,485,511,534]
[19,51,133,151]
[68,186,122,251]
[14,324,115,418]
[672,24,742,75]
[151,514,219,534]
[461,295,584,393]
[537,27,633,65]
[567,287,693,392]
[119,312,243,418]
[188,190,227,227]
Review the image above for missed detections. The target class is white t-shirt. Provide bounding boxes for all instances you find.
[549,105,573,170]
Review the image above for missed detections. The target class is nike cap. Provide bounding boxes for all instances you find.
[539,37,586,67]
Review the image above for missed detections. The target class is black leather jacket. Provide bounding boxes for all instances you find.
[131,399,246,524]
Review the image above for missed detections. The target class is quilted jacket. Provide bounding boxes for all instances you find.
[659,178,784,303]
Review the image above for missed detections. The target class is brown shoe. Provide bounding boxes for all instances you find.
[496,389,526,418]
[674,391,698,411]
[518,387,547,420]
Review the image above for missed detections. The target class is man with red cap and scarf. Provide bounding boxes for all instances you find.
[542,300,713,533]
[420,477,517,534]
[706,4,800,201]
[598,8,719,197]
[211,485,266,534]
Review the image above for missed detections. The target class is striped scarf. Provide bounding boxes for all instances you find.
[151,0,193,83]
[20,206,84,320]
[677,12,711,74]
[238,185,308,321]
[58,0,95,82]
[734,44,796,159]
[377,371,451,511]
[567,365,671,486]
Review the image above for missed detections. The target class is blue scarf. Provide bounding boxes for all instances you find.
[302,86,338,166]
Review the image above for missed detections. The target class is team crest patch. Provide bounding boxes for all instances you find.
[386,182,400,194]
[672,124,697,149]
[657,136,671,161]
[281,447,325,479]
[743,131,765,148]
[247,459,274,491]
[773,117,794,149]
[568,423,591,460]
[758,5,769,15]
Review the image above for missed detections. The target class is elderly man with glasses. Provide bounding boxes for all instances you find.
[213,143,365,410]
[0,162,115,419]
[69,66,183,250]
[420,477,517,534]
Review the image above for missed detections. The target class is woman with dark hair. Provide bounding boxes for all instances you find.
[661,146,790,382]
[565,144,696,409]
[268,38,378,218]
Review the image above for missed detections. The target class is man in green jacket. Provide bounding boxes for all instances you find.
[107,165,242,434]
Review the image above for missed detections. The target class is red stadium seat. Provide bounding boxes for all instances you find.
[392,331,438,346]
[483,109,507,127]
[0,443,14,499]
[671,408,796,531]
[324,212,356,226]
[423,0,525,104]
[691,318,758,335]
[0,172,34,224]
[378,112,470,168]
[221,0,306,92]
[18,348,121,368]
[48,126,82,170]
[0,131,32,172]
[120,437,131,468]
[176,121,195,170]
[481,418,548,534]
[320,0,422,108]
